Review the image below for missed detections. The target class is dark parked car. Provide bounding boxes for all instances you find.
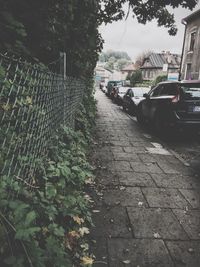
[122,87,150,114]
[106,80,122,97]
[113,86,128,105]
[136,80,200,133]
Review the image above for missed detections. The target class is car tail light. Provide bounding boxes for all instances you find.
[171,94,180,103]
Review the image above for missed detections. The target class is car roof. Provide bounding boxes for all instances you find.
[158,81,179,85]
[158,80,200,85]
[130,87,150,90]
[181,80,200,84]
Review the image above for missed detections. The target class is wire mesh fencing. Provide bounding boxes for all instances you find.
[0,54,85,188]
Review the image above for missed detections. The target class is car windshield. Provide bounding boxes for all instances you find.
[119,87,127,94]
[132,88,146,97]
[181,83,200,100]
[142,88,150,94]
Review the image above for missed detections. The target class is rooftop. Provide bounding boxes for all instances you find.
[182,9,200,23]
[122,64,136,71]
[140,52,181,69]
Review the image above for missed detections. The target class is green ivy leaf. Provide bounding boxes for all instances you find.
[15,227,40,241]
[46,183,57,198]
[25,211,37,226]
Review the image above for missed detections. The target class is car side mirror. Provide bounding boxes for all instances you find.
[143,93,149,98]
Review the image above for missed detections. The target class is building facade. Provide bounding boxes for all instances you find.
[140,52,181,81]
[181,9,200,80]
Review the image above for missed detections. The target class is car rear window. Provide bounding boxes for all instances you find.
[159,84,179,96]
[180,84,200,99]
[132,88,144,97]
[119,87,127,93]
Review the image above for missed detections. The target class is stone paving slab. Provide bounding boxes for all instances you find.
[94,169,119,186]
[179,189,200,209]
[127,207,189,240]
[109,161,133,172]
[173,209,200,240]
[156,160,180,174]
[108,239,174,267]
[123,146,147,153]
[110,147,124,153]
[150,173,200,189]
[142,188,191,209]
[102,187,147,207]
[109,140,132,147]
[112,152,140,161]
[130,161,164,174]
[90,207,132,238]
[166,241,200,267]
[118,171,156,187]
[90,238,108,267]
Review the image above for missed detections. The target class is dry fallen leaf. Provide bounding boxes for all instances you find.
[92,209,100,213]
[79,227,90,236]
[81,256,94,266]
[73,216,84,225]
[122,259,131,264]
[85,178,95,185]
[153,232,161,239]
[188,248,194,254]
[68,230,80,238]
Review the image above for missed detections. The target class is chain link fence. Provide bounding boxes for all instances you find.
[0,54,85,188]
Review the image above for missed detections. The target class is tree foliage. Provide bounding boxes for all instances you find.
[100,0,197,35]
[0,0,197,77]
[152,74,167,86]
[99,50,131,62]
[135,50,153,69]
[99,50,131,70]
[127,69,143,86]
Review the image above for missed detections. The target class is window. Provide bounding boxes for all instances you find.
[129,90,134,97]
[125,89,131,96]
[159,84,178,96]
[181,83,200,100]
[189,32,196,51]
[132,88,143,97]
[150,85,162,97]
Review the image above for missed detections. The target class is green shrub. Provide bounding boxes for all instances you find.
[0,90,96,266]
[152,75,167,86]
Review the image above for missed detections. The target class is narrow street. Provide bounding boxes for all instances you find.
[90,89,200,267]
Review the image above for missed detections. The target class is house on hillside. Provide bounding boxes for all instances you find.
[140,52,181,81]
[180,9,200,80]
[121,64,136,79]
[95,65,113,84]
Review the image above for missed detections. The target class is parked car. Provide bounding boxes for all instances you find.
[106,80,122,97]
[110,85,119,100]
[136,80,200,134]
[99,82,106,93]
[122,87,150,114]
[113,86,128,105]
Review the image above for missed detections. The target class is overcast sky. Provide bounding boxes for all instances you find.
[99,3,200,61]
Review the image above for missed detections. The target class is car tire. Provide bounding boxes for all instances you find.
[122,104,126,111]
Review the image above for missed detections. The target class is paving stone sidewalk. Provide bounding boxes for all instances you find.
[89,89,200,267]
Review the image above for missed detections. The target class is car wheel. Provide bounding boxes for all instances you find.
[122,104,126,111]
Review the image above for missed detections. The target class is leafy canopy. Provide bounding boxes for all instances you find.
[0,0,197,77]
[99,0,197,35]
